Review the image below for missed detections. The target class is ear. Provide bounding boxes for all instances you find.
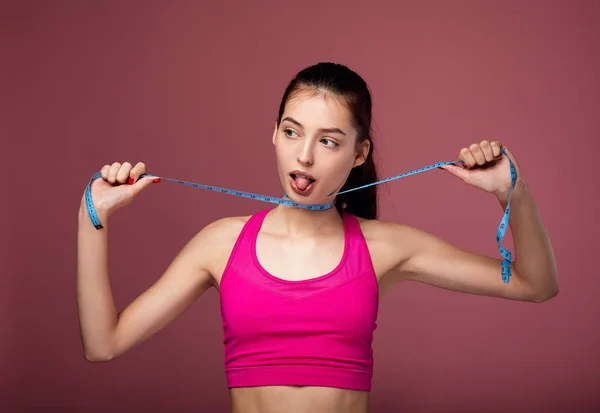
[272,121,278,145]
[353,139,370,168]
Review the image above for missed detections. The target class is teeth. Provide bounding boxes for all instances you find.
[290,173,316,182]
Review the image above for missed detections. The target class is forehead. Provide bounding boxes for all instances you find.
[282,88,353,130]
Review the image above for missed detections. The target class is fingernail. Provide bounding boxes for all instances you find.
[128,177,134,185]
[152,178,161,183]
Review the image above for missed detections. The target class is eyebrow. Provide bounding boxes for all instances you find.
[281,116,347,136]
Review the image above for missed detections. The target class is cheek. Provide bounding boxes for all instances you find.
[330,151,357,173]
[274,140,295,171]
[322,156,355,186]
[274,142,288,162]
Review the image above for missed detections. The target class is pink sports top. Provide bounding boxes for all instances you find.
[219,208,379,391]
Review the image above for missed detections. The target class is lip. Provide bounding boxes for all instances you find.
[288,171,317,196]
[289,170,316,181]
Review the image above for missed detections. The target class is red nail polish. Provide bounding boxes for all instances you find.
[128,177,134,185]
[152,178,161,183]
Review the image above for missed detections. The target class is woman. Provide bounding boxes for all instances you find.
[77,62,559,413]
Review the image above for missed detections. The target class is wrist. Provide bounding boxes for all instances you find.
[79,198,110,227]
[496,178,527,206]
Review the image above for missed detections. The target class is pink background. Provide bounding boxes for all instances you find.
[3,1,599,412]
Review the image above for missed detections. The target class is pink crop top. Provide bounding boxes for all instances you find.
[219,208,379,391]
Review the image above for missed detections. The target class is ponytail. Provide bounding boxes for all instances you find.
[335,140,378,219]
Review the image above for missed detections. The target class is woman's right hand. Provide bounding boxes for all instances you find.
[81,161,160,219]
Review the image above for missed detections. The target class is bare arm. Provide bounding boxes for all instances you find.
[381,142,558,302]
[77,200,220,362]
[383,180,558,303]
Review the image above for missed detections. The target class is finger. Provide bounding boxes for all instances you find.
[491,141,502,158]
[116,161,132,184]
[459,147,476,168]
[480,140,495,162]
[469,143,486,166]
[439,164,469,181]
[130,162,146,184]
[497,144,518,168]
[130,174,159,195]
[100,165,110,180]
[107,162,121,185]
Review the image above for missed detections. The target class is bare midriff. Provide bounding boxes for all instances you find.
[230,386,370,413]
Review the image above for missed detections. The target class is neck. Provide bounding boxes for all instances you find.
[268,203,343,236]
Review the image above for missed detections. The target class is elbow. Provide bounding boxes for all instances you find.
[81,332,119,362]
[83,347,116,363]
[84,352,115,363]
[531,278,560,303]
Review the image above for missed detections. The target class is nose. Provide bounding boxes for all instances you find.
[297,141,314,166]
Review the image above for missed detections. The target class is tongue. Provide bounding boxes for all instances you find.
[295,177,312,190]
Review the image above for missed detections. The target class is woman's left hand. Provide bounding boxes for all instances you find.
[439,140,524,202]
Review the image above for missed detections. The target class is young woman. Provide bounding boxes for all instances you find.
[77,62,559,413]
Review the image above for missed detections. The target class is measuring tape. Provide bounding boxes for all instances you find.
[84,148,517,283]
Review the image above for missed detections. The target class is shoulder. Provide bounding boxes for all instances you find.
[355,216,424,249]
[185,214,253,285]
[190,214,251,254]
[200,214,251,238]
[352,216,426,280]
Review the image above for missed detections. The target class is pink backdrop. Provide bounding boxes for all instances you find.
[3,1,599,412]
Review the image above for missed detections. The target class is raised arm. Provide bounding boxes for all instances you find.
[77,161,218,362]
[380,141,559,302]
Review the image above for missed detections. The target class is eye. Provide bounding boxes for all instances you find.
[321,138,339,148]
[284,128,298,138]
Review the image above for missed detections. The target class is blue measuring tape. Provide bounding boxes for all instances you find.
[84,148,517,282]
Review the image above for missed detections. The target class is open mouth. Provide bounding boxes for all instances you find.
[289,172,317,195]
